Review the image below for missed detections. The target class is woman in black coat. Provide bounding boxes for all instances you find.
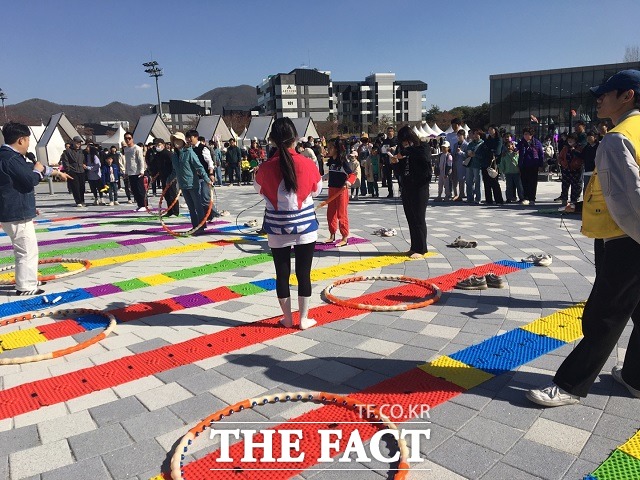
[393,126,432,258]
[482,125,504,204]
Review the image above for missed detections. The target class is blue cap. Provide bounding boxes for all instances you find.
[590,69,640,96]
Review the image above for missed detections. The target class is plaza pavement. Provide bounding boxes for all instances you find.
[0,177,635,480]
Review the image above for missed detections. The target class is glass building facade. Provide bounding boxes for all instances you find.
[490,61,640,136]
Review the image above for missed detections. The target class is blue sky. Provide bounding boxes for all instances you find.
[1,0,639,110]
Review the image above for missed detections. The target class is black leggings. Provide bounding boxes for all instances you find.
[271,242,316,298]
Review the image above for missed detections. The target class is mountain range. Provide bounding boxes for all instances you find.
[3,85,257,126]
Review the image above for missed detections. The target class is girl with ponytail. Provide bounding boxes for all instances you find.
[324,137,357,246]
[254,117,323,330]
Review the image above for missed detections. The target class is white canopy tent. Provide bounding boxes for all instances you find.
[132,114,171,145]
[422,123,437,137]
[28,125,46,156]
[290,117,319,142]
[431,123,444,135]
[100,125,127,148]
[195,115,232,143]
[36,113,83,166]
[243,116,274,146]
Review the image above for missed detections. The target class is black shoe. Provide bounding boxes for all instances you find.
[554,196,564,202]
[16,288,45,296]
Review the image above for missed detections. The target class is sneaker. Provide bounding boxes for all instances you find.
[611,366,640,398]
[382,228,397,237]
[127,199,134,204]
[93,199,98,205]
[558,205,568,211]
[521,253,553,267]
[526,383,580,407]
[75,203,84,208]
[220,210,230,216]
[15,288,45,296]
[554,196,564,202]
[520,200,530,205]
[565,203,576,213]
[485,273,505,288]
[114,201,120,205]
[135,206,146,212]
[107,201,114,206]
[244,219,258,228]
[455,275,488,290]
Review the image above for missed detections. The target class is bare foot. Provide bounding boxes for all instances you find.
[335,237,348,247]
[300,318,317,330]
[409,252,424,259]
[279,318,293,328]
[324,236,335,244]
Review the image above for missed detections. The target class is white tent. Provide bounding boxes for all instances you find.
[243,116,274,145]
[28,125,46,156]
[431,123,444,135]
[36,113,83,166]
[195,115,232,143]
[290,117,319,142]
[418,126,428,138]
[239,127,249,146]
[444,126,454,134]
[422,123,437,137]
[229,127,239,140]
[132,114,171,145]
[100,125,127,148]
[463,124,471,134]
[412,125,421,137]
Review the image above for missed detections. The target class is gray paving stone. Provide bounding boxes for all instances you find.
[480,462,541,480]
[121,407,185,442]
[42,456,111,480]
[68,423,132,460]
[0,424,40,456]
[126,338,171,354]
[563,458,598,480]
[540,403,603,431]
[579,434,620,464]
[102,441,167,479]
[457,416,525,454]
[168,392,226,424]
[153,364,204,384]
[501,438,575,479]
[429,435,501,478]
[602,395,640,421]
[450,387,495,411]
[308,360,362,384]
[336,348,384,370]
[89,395,149,426]
[430,401,478,431]
[344,370,389,390]
[177,368,232,394]
[592,412,640,442]
[245,366,302,390]
[479,388,541,430]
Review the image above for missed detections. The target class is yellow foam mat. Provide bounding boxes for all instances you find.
[291,252,437,285]
[0,328,47,350]
[61,262,84,271]
[619,431,640,460]
[418,355,494,390]
[148,476,165,480]
[139,274,174,286]
[91,242,218,268]
[521,303,585,343]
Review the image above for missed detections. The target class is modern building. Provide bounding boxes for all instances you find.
[490,61,640,135]
[333,73,427,131]
[257,69,333,122]
[256,69,428,132]
[152,99,212,132]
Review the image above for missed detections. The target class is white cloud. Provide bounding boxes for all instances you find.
[135,83,151,89]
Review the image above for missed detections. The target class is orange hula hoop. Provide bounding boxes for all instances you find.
[323,275,441,311]
[169,391,410,480]
[0,258,91,285]
[158,178,213,237]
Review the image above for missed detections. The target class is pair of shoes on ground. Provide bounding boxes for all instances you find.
[521,253,553,267]
[527,366,640,407]
[373,228,397,237]
[324,236,349,246]
[447,236,477,248]
[16,281,47,296]
[244,219,258,228]
[455,273,505,290]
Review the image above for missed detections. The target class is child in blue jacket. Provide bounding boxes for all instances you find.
[102,155,120,205]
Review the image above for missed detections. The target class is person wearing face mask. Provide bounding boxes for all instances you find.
[61,135,88,207]
[556,133,584,212]
[168,132,210,234]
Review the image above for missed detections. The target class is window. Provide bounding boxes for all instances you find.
[404,101,409,110]
[396,113,402,122]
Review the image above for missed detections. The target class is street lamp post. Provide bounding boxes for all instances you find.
[142,61,163,117]
[0,89,7,123]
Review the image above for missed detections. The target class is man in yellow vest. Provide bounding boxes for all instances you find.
[528,69,640,407]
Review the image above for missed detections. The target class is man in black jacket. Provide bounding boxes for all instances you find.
[152,138,179,216]
[61,136,87,207]
[225,138,242,186]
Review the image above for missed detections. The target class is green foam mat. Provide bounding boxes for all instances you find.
[591,449,640,480]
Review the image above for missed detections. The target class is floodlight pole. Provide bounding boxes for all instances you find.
[0,89,7,122]
[142,61,163,117]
